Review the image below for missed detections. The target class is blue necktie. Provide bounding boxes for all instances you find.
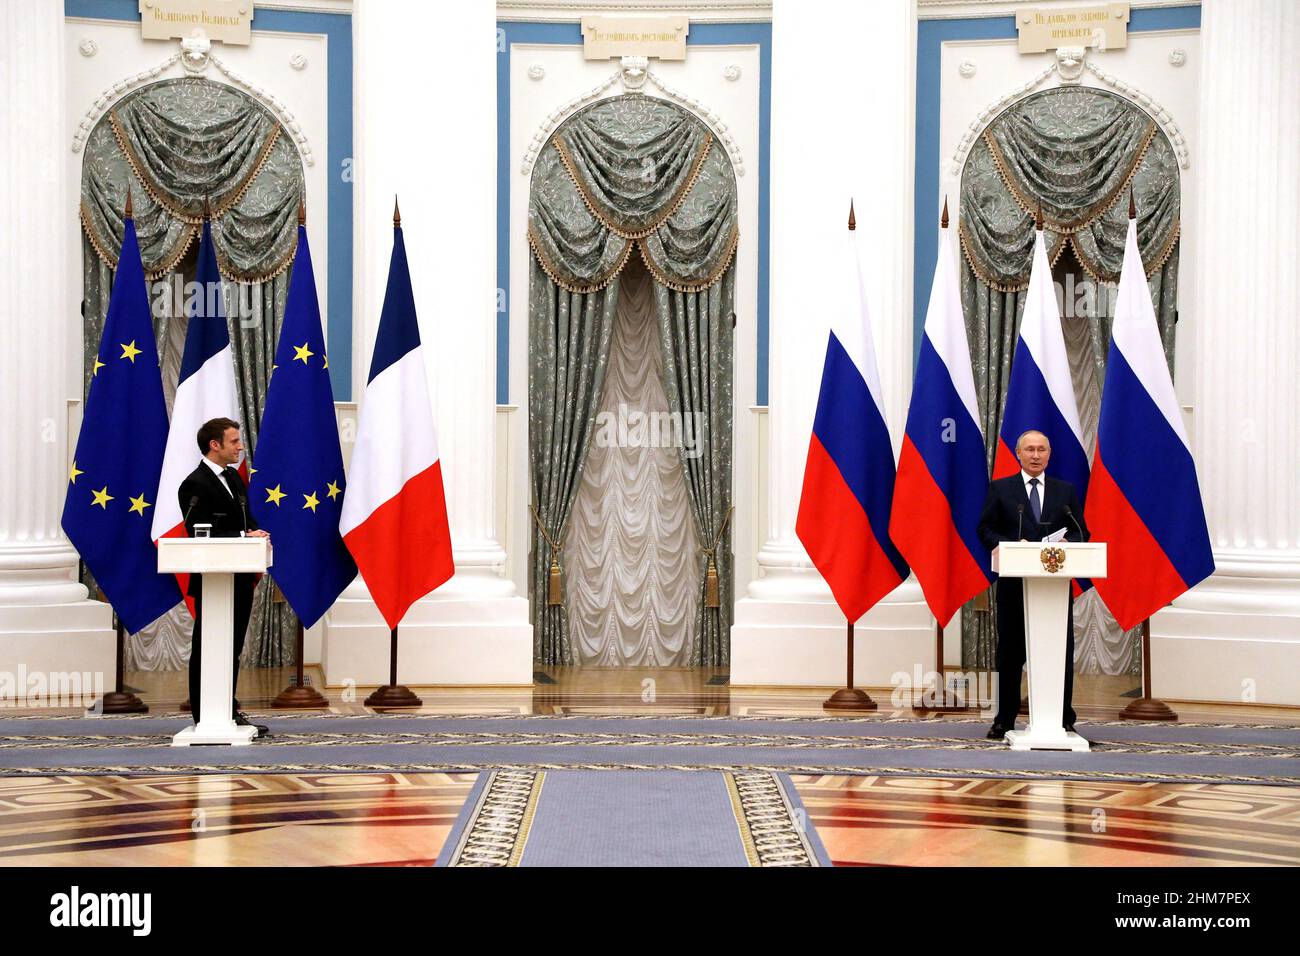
[1028,478,1042,524]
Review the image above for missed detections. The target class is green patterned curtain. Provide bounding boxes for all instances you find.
[957,87,1181,667]
[79,77,304,669]
[528,94,738,665]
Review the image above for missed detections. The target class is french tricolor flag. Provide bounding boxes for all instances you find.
[340,209,455,629]
[152,219,245,605]
[995,225,1091,520]
[890,216,992,626]
[1086,215,1214,629]
[796,210,908,622]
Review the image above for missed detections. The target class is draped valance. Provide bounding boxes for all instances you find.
[959,87,1180,291]
[80,77,304,282]
[528,95,739,294]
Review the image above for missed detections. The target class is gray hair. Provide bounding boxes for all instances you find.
[1015,429,1051,453]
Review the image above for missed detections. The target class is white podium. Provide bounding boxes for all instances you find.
[991,542,1106,752]
[158,537,270,746]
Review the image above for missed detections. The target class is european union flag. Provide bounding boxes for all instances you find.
[61,213,183,633]
[249,222,357,626]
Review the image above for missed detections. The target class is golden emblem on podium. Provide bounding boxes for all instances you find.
[1040,546,1066,573]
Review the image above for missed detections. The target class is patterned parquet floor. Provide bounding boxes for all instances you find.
[1,665,1297,866]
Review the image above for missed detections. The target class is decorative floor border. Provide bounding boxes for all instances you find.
[1,762,1294,786]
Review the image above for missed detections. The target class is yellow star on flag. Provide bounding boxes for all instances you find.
[127,493,152,516]
[264,484,286,507]
[323,353,329,369]
[69,461,84,484]
[91,357,105,377]
[91,486,113,509]
[293,342,314,364]
[302,491,320,513]
[269,364,278,379]
[248,464,257,476]
[326,480,341,501]
[119,340,142,363]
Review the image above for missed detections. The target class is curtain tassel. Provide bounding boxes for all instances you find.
[548,554,563,606]
[704,555,720,608]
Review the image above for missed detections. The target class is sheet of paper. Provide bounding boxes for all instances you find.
[1041,527,1068,543]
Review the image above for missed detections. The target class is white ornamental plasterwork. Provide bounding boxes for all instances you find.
[519,64,746,178]
[947,56,1190,177]
[70,45,315,167]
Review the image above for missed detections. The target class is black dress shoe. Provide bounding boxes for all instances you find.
[986,724,1008,740]
[235,711,270,738]
[1064,722,1076,733]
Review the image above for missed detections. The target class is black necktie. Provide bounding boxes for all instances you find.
[221,467,242,501]
[1028,478,1042,524]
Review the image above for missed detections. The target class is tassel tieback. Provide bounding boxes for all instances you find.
[530,504,565,606]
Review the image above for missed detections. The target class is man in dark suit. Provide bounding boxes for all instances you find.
[179,417,270,736]
[977,429,1088,740]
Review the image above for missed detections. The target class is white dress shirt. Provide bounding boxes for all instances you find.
[203,456,234,497]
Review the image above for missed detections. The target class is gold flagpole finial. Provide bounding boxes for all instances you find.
[1128,187,1136,220]
[940,195,949,229]
[298,198,306,226]
[124,185,133,219]
[1035,199,1044,231]
[393,195,401,228]
[847,200,856,232]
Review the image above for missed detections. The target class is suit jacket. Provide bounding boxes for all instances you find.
[177,461,259,598]
[977,473,1088,554]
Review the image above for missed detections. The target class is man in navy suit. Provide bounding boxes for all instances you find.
[977,429,1088,740]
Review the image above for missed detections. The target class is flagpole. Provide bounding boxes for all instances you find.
[364,624,422,708]
[94,607,147,714]
[1119,618,1178,721]
[272,619,329,709]
[823,619,876,711]
[912,620,975,713]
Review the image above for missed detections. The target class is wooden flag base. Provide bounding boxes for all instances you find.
[823,621,877,711]
[98,690,148,714]
[91,617,148,714]
[365,684,423,708]
[1119,620,1178,722]
[1119,697,1178,721]
[912,623,976,713]
[365,626,422,708]
[272,621,329,709]
[824,687,877,711]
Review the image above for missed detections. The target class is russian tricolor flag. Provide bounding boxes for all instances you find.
[1086,216,1214,629]
[796,214,908,622]
[339,209,455,629]
[891,218,992,626]
[152,218,245,607]
[995,226,1091,517]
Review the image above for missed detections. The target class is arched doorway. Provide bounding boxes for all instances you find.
[957,85,1182,673]
[526,93,738,668]
[79,75,304,669]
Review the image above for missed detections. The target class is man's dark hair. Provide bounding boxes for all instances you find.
[197,417,241,455]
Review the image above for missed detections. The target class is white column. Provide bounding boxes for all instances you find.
[321,0,530,686]
[1153,0,1300,705]
[0,0,114,693]
[731,0,930,688]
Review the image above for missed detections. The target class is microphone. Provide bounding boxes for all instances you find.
[1016,503,1025,541]
[182,496,199,533]
[1063,505,1085,542]
[239,496,248,534]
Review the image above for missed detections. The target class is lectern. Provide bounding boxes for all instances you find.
[991,542,1107,752]
[158,537,271,746]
